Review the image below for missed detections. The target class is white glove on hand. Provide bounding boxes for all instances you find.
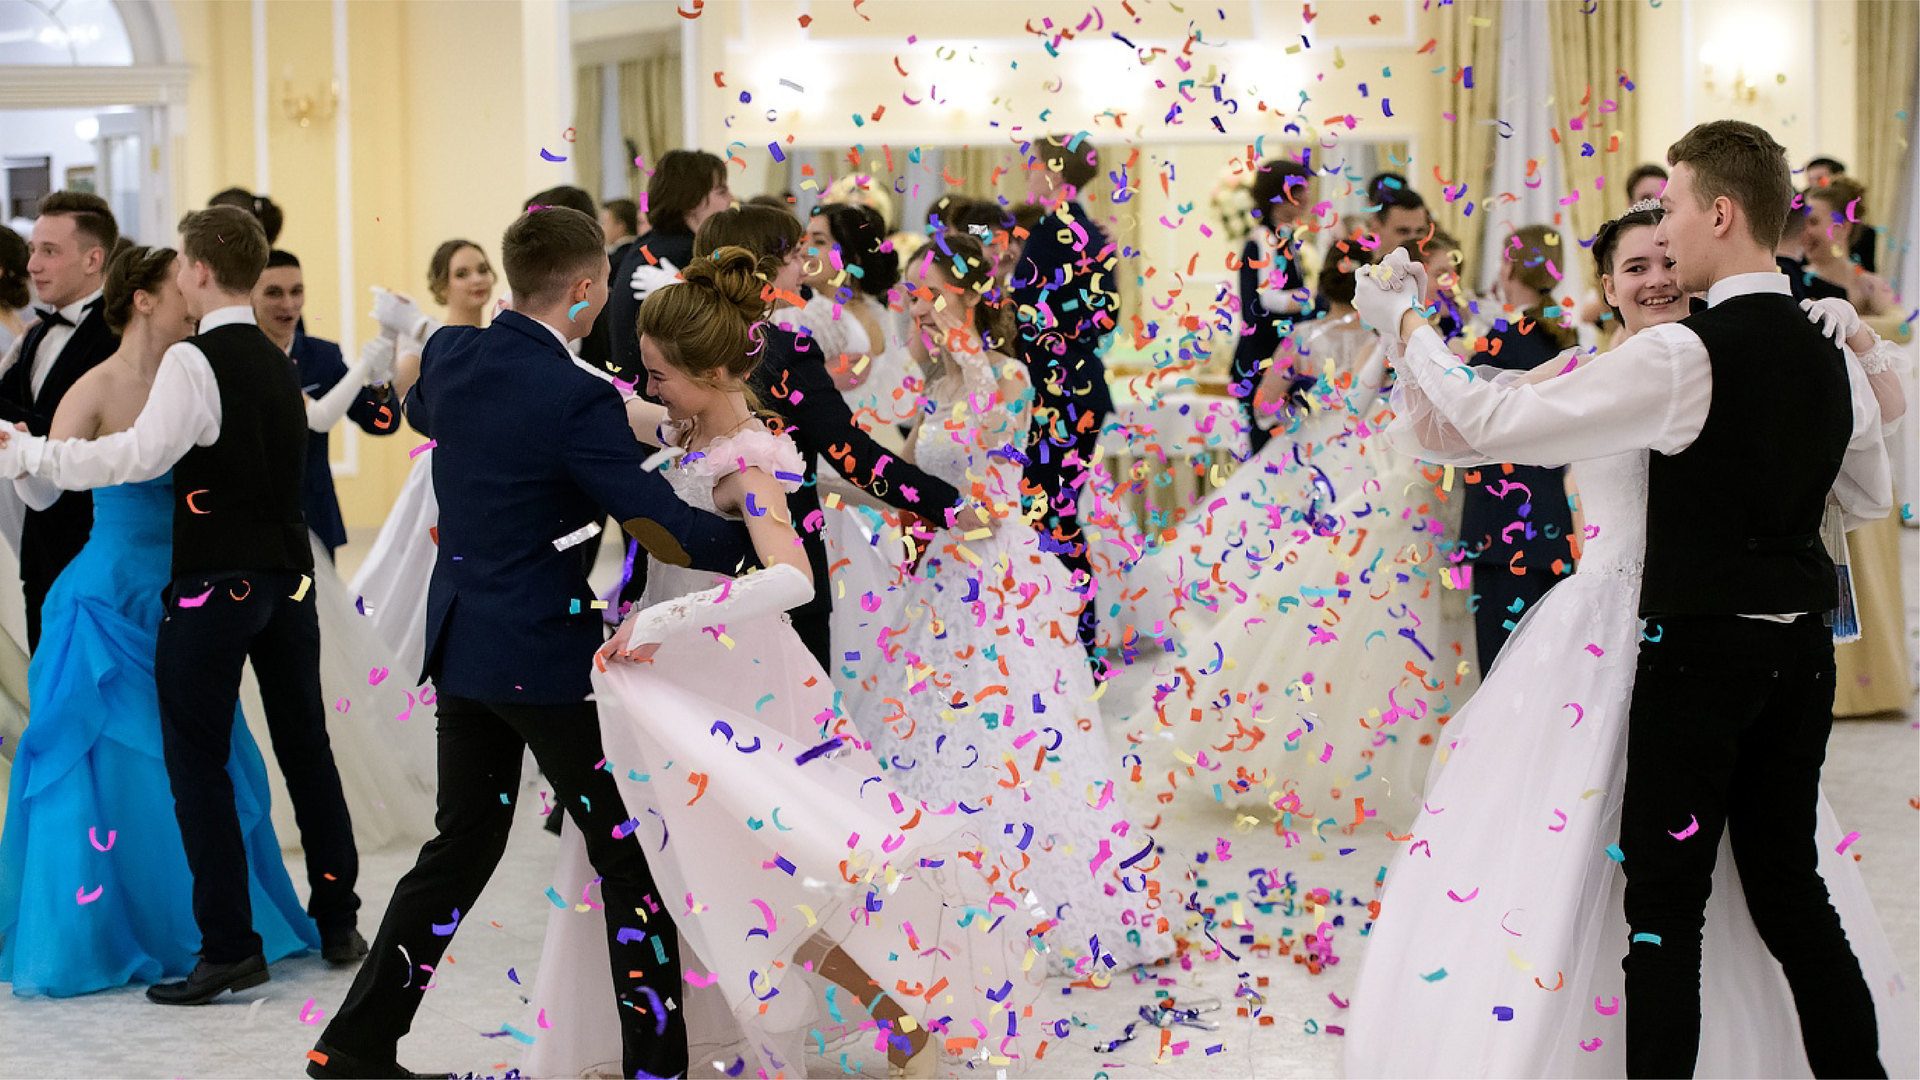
[371,288,432,340]
[360,337,399,386]
[1800,297,1866,350]
[600,562,812,664]
[1354,248,1420,332]
[631,258,682,302]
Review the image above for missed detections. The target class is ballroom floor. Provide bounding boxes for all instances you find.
[1,530,1914,1079]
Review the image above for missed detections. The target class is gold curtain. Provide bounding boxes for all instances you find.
[1433,0,1501,267]
[572,64,603,202]
[618,53,684,202]
[1547,0,1640,245]
[1857,0,1919,270]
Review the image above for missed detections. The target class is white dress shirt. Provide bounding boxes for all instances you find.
[4,305,252,493]
[0,288,105,399]
[1389,271,1892,524]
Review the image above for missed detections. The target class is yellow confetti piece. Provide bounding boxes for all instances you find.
[291,575,312,601]
[1442,464,1455,491]
[797,904,817,927]
[1470,15,1493,26]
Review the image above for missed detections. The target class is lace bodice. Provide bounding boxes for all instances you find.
[909,348,1033,515]
[1566,449,1648,576]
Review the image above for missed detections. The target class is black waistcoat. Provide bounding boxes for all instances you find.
[170,323,314,578]
[1640,293,1852,616]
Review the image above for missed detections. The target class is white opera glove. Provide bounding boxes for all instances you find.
[307,344,380,433]
[630,258,682,302]
[605,562,812,659]
[371,287,434,341]
[1854,336,1903,376]
[363,336,399,386]
[1354,249,1420,333]
[1800,297,1865,350]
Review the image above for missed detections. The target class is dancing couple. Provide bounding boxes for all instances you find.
[1344,119,1912,1077]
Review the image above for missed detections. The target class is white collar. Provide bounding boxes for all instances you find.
[197,305,258,332]
[1705,270,1792,308]
[527,314,573,353]
[43,287,103,323]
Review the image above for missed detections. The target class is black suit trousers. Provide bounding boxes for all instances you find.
[1619,614,1882,1079]
[323,694,687,1080]
[155,569,360,962]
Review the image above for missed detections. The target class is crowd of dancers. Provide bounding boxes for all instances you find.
[0,118,1911,1080]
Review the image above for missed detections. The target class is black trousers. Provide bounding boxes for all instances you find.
[155,569,359,962]
[1025,393,1105,657]
[323,695,686,1080]
[1467,564,1561,675]
[1620,614,1883,1079]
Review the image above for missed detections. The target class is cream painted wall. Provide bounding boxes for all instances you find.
[161,0,1872,528]
[1636,0,1857,177]
[174,0,572,531]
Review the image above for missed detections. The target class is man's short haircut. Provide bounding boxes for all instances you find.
[602,197,640,235]
[177,205,270,292]
[647,150,727,234]
[265,248,301,270]
[1034,135,1100,191]
[1625,163,1669,193]
[501,207,604,304]
[37,190,119,253]
[525,185,596,218]
[1667,120,1794,250]
[1804,156,1846,177]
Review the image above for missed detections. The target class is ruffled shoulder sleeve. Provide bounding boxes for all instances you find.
[682,424,806,493]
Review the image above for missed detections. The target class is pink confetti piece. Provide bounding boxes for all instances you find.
[1668,815,1700,841]
[1835,831,1860,854]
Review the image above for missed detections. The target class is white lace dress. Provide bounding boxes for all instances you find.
[845,350,1175,975]
[1119,322,1478,828]
[526,425,1043,1079]
[1343,440,1916,1076]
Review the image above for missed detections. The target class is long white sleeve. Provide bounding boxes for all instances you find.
[1832,350,1893,528]
[1391,322,1711,467]
[305,352,378,432]
[9,342,221,489]
[13,475,60,511]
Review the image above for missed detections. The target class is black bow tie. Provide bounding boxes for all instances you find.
[35,307,72,329]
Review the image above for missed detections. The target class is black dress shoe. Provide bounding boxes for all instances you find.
[146,954,269,1005]
[305,1042,448,1079]
[321,927,369,965]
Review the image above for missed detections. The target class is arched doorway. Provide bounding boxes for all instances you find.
[0,0,186,242]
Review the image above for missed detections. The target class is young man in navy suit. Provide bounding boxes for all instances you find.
[310,207,753,1080]
[252,249,400,560]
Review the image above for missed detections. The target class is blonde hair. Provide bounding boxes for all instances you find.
[635,245,769,391]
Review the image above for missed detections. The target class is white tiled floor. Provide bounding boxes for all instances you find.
[2,532,1913,1079]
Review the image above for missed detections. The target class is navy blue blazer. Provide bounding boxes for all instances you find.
[1010,200,1118,418]
[290,331,397,554]
[1459,322,1576,576]
[406,310,754,704]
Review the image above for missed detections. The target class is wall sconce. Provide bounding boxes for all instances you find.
[1700,62,1759,105]
[282,73,339,128]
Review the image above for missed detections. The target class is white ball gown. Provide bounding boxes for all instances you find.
[1120,316,1477,826]
[842,348,1175,975]
[1342,432,1916,1077]
[526,425,1044,1079]
[239,530,437,853]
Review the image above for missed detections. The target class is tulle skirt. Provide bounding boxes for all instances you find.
[241,533,435,854]
[526,608,1043,1078]
[1342,571,1917,1077]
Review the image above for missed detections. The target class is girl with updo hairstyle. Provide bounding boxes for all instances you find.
[797,202,917,418]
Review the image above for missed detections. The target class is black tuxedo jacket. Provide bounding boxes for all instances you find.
[0,302,120,621]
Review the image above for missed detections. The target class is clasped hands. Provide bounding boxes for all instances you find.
[1352,247,1432,339]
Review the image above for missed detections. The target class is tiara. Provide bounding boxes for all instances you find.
[1626,197,1663,215]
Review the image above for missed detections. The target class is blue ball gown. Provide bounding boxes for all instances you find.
[0,474,320,997]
